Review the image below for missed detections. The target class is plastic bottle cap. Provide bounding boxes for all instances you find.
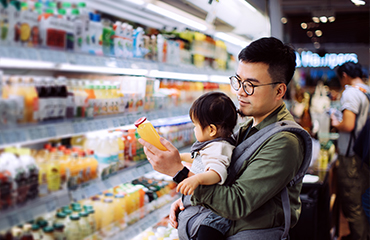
[48,2,57,7]
[105,192,114,197]
[53,223,65,230]
[79,212,89,217]
[70,214,80,220]
[78,2,86,7]
[63,209,72,215]
[31,224,39,231]
[43,226,54,233]
[134,117,147,127]
[56,212,66,218]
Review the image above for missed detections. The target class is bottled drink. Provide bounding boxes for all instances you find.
[135,117,166,151]
[45,148,61,191]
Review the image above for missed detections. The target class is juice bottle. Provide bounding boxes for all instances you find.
[90,196,102,231]
[67,151,79,190]
[45,77,58,121]
[56,77,68,120]
[59,148,71,190]
[100,198,114,236]
[23,77,39,123]
[35,147,48,196]
[92,81,102,116]
[128,129,137,161]
[87,208,97,234]
[18,148,39,200]
[113,194,125,229]
[65,214,81,240]
[46,147,61,191]
[78,212,91,238]
[116,132,125,169]
[65,79,75,119]
[100,82,109,115]
[30,224,41,240]
[53,223,66,240]
[84,80,95,119]
[42,226,54,240]
[34,77,47,122]
[8,76,25,123]
[108,133,119,173]
[134,117,166,151]
[85,150,98,180]
[95,135,111,179]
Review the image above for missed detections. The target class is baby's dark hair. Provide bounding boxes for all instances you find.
[189,91,237,138]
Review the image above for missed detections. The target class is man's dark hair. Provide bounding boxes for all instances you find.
[189,92,237,138]
[238,37,296,86]
[336,61,363,79]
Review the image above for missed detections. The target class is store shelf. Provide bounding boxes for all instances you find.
[0,160,152,231]
[109,201,175,240]
[0,46,232,82]
[0,189,70,231]
[70,160,154,202]
[0,144,191,231]
[0,109,190,148]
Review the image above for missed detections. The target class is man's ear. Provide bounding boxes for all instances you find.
[276,83,287,99]
[209,124,218,137]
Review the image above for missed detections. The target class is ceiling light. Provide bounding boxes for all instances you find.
[319,16,328,23]
[237,0,257,12]
[314,42,321,49]
[301,22,308,29]
[146,3,207,31]
[281,17,288,24]
[315,30,323,37]
[307,31,314,38]
[312,17,320,23]
[328,16,336,22]
[215,32,250,47]
[351,0,366,6]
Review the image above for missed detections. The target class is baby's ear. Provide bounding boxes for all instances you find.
[209,124,218,137]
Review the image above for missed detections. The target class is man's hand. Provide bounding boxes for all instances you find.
[169,198,184,229]
[138,137,183,177]
[176,175,201,195]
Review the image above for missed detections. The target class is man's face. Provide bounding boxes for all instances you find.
[234,61,282,124]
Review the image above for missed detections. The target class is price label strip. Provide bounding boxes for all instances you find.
[45,125,57,138]
[6,214,20,228]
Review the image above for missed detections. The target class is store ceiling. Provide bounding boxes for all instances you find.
[281,0,370,45]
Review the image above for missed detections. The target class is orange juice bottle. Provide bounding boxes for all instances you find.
[23,77,39,123]
[115,132,125,169]
[86,150,98,180]
[134,117,166,151]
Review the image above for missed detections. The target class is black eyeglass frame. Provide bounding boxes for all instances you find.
[229,75,283,96]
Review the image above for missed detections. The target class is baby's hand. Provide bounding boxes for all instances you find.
[176,176,200,195]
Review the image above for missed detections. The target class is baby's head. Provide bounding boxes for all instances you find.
[189,92,237,141]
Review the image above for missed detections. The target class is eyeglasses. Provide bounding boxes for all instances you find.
[229,75,283,96]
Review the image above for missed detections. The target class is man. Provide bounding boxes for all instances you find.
[139,37,307,239]
[331,61,370,240]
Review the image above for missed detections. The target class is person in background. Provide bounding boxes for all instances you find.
[177,91,237,240]
[139,37,308,239]
[331,61,370,240]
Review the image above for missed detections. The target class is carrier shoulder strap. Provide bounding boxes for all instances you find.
[225,120,312,240]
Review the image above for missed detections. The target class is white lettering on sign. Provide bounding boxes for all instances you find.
[295,51,358,69]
